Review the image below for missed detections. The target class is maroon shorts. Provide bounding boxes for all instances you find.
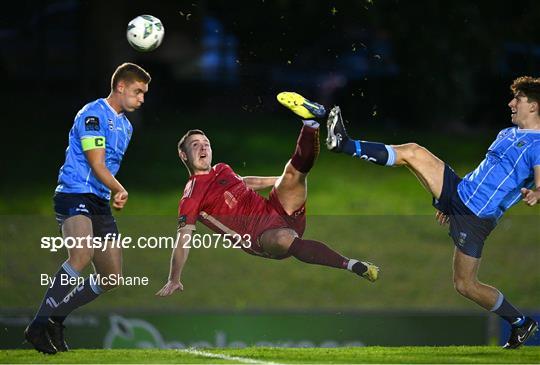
[268,187,306,237]
[243,187,306,259]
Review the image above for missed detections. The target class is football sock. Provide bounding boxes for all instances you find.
[491,291,525,326]
[346,259,369,275]
[51,275,104,324]
[287,237,349,269]
[290,124,320,174]
[31,261,80,327]
[342,139,396,166]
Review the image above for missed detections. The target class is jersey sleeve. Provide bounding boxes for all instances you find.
[177,180,201,231]
[75,109,107,152]
[529,141,540,167]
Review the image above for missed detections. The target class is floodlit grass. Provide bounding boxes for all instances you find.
[1,121,539,311]
[2,346,540,364]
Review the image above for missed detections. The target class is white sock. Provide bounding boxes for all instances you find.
[347,259,359,271]
[302,120,320,129]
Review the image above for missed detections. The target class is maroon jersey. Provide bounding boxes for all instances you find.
[178,163,306,257]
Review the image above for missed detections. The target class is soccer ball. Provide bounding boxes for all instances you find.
[126,15,165,52]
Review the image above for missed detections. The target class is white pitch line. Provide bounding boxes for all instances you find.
[178,348,282,365]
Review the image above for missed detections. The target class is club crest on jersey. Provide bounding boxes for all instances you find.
[108,119,114,131]
[515,140,527,148]
[85,116,100,131]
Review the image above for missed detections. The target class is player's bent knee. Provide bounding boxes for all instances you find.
[261,228,297,255]
[275,229,297,247]
[284,161,307,179]
[401,143,423,161]
[453,277,477,298]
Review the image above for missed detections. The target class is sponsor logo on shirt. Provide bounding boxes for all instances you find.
[85,116,100,131]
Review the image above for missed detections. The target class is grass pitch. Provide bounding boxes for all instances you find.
[1,346,540,364]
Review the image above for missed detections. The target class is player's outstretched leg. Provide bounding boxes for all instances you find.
[453,248,538,349]
[326,106,446,199]
[47,243,121,351]
[274,91,326,214]
[25,215,94,354]
[260,228,379,282]
[274,94,379,281]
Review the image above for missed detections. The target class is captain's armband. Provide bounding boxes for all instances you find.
[81,136,106,151]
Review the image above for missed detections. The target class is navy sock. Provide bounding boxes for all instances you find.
[491,292,525,326]
[51,276,104,324]
[32,261,80,327]
[342,139,396,166]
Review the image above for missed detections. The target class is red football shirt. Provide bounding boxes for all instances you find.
[177,163,290,254]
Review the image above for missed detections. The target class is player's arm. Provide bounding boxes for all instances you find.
[242,176,279,191]
[84,147,128,210]
[520,165,540,206]
[156,228,192,296]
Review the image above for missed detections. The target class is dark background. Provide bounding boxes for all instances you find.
[2,0,540,195]
[1,1,539,339]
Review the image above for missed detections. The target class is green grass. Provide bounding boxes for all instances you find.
[1,120,539,311]
[1,347,539,364]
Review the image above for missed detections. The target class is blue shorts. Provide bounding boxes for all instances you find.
[53,193,118,239]
[432,165,496,258]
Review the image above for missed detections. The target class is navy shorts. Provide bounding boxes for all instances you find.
[53,193,118,239]
[432,165,496,258]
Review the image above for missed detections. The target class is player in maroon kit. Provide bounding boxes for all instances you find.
[156,92,379,296]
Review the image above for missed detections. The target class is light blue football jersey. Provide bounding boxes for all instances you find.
[55,98,133,200]
[457,127,540,219]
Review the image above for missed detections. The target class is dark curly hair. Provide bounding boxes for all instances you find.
[510,76,540,111]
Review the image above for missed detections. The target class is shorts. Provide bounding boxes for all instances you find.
[432,165,496,258]
[53,192,119,239]
[245,187,307,260]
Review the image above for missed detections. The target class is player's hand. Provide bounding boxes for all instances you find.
[435,210,449,226]
[521,188,539,206]
[155,280,183,296]
[112,190,129,210]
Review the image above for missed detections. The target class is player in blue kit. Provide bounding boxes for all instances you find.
[325,76,540,349]
[24,63,151,354]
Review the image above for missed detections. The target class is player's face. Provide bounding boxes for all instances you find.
[184,135,212,173]
[508,92,534,126]
[118,80,148,112]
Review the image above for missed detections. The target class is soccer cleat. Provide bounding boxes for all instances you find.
[277,92,326,119]
[24,323,57,354]
[46,319,69,352]
[326,106,351,152]
[503,317,539,349]
[350,260,379,282]
[360,261,379,282]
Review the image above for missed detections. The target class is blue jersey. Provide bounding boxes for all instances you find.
[457,127,540,219]
[55,98,133,200]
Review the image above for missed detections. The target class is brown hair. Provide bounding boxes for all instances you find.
[177,129,206,152]
[511,76,540,107]
[111,63,151,91]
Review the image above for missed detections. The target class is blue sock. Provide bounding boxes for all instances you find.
[491,292,525,327]
[342,139,396,166]
[51,275,104,324]
[32,261,80,327]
